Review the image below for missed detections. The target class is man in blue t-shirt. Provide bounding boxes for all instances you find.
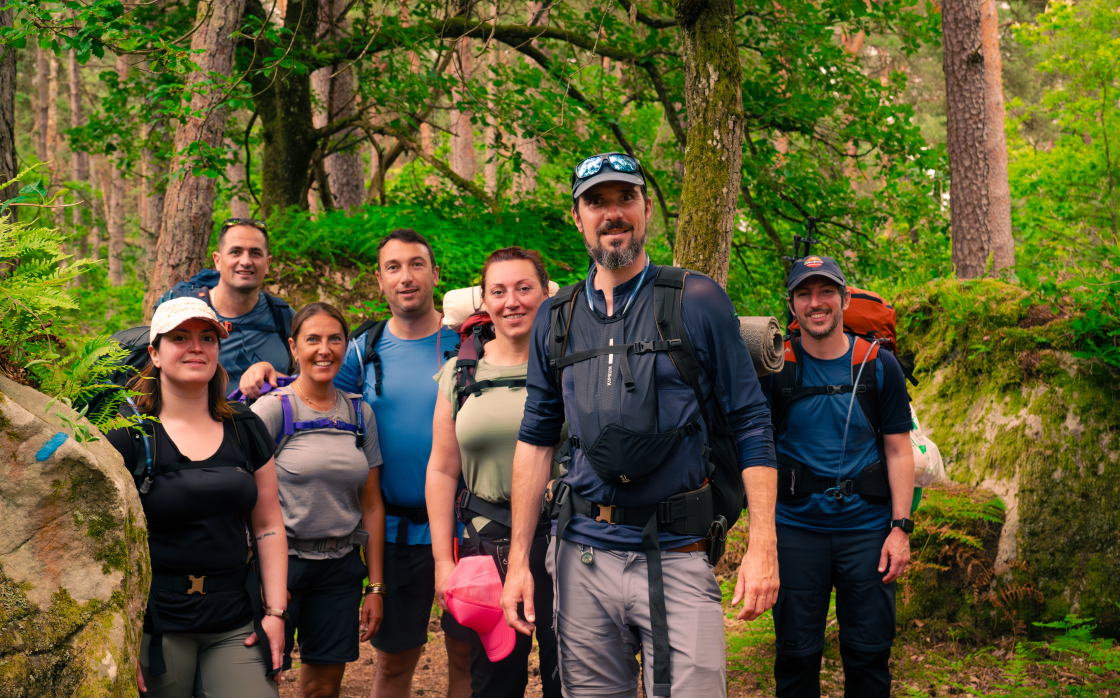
[759,255,914,698]
[239,229,471,698]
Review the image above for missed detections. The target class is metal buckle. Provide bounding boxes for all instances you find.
[187,575,206,595]
[595,504,616,524]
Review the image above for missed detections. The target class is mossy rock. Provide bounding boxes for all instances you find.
[0,377,148,697]
[895,279,1120,636]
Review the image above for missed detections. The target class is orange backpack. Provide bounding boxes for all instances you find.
[788,287,898,354]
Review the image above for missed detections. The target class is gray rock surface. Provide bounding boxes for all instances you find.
[0,376,148,698]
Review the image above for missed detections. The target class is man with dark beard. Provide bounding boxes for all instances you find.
[760,256,914,698]
[501,152,779,698]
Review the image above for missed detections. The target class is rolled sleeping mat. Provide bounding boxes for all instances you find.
[738,316,785,376]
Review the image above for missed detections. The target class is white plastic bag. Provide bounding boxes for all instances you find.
[910,404,947,487]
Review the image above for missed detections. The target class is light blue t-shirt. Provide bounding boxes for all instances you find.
[335,322,459,545]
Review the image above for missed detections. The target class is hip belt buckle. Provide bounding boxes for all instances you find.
[595,504,616,525]
[187,575,206,595]
[823,480,854,501]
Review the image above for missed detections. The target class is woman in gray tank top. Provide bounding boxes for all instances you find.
[250,303,386,698]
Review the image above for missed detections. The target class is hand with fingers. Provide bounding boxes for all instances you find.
[136,662,146,693]
[500,561,537,636]
[732,537,780,621]
[244,615,286,683]
[878,528,911,583]
[434,559,456,611]
[239,362,280,400]
[360,593,383,641]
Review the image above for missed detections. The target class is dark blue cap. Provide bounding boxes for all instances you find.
[787,255,847,293]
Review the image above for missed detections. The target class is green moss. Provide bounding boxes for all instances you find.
[895,278,1120,637]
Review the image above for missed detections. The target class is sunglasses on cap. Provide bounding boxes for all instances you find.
[220,217,267,235]
[570,153,643,186]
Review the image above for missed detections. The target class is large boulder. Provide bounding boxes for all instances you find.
[0,376,148,697]
[895,279,1120,636]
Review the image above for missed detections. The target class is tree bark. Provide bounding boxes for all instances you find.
[227,148,250,219]
[671,0,744,287]
[139,120,166,265]
[47,54,60,179]
[146,0,247,314]
[68,34,88,230]
[36,47,49,163]
[0,8,18,201]
[980,0,1014,272]
[312,0,365,212]
[247,0,317,220]
[942,0,991,279]
[106,55,128,285]
[449,36,476,182]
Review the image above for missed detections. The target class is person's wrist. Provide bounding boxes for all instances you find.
[365,583,387,596]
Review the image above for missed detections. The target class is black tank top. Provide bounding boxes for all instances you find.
[107,416,274,633]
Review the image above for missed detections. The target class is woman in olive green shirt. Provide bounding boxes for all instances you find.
[426,247,560,698]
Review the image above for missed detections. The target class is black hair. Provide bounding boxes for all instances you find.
[218,219,270,253]
[376,228,436,270]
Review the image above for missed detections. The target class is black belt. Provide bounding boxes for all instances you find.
[777,455,892,506]
[385,501,429,592]
[150,566,249,595]
[566,484,714,536]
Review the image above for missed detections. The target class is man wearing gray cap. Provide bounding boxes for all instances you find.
[761,255,914,697]
[501,152,779,697]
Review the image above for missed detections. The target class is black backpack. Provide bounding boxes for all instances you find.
[348,318,457,397]
[547,266,746,536]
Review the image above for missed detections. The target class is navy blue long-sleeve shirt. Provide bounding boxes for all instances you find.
[518,262,775,549]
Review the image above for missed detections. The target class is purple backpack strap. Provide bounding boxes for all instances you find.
[278,393,296,445]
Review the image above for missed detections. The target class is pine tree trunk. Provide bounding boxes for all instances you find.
[146,0,247,314]
[36,47,49,163]
[671,0,744,287]
[311,0,364,213]
[106,55,127,285]
[139,120,166,267]
[981,0,1014,272]
[450,36,476,182]
[942,0,992,279]
[68,38,88,231]
[47,55,59,179]
[0,8,18,202]
[228,154,251,219]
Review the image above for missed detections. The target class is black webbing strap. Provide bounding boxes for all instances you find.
[548,284,582,388]
[566,485,713,533]
[384,501,429,591]
[642,514,671,696]
[150,567,248,594]
[459,378,526,398]
[457,489,514,529]
[551,339,682,390]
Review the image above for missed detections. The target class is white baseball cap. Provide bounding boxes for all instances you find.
[149,297,229,346]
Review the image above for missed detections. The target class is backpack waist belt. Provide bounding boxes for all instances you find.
[561,484,715,538]
[150,565,249,595]
[456,489,513,529]
[288,529,370,554]
[776,454,892,506]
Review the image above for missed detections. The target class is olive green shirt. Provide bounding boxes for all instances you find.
[436,357,561,533]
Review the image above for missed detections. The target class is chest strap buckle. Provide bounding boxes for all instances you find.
[187,575,207,595]
[596,504,616,524]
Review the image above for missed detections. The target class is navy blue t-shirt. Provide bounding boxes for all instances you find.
[759,335,911,532]
[211,293,294,387]
[519,263,775,550]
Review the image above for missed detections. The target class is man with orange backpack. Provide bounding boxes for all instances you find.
[760,254,914,698]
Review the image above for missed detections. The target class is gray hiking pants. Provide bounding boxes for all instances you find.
[549,538,727,698]
[138,622,278,698]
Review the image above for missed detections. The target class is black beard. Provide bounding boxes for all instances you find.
[585,223,645,270]
[801,310,843,340]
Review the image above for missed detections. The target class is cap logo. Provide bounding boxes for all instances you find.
[804,256,824,268]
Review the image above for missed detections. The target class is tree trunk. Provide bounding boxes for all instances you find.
[106,55,128,285]
[69,37,88,230]
[226,133,251,218]
[980,0,1014,272]
[47,54,60,179]
[942,0,991,279]
[311,0,365,212]
[450,36,476,182]
[484,36,500,195]
[247,0,317,220]
[0,8,18,201]
[36,47,49,163]
[146,0,247,314]
[671,0,744,287]
[139,119,166,266]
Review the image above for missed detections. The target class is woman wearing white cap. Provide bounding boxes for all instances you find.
[105,297,288,697]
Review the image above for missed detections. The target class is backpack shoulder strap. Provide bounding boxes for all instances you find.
[454,327,485,411]
[851,337,882,438]
[769,338,800,435]
[548,283,582,389]
[228,402,273,469]
[263,293,293,372]
[364,320,388,396]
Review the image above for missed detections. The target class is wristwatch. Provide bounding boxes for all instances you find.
[891,518,914,534]
[263,607,289,620]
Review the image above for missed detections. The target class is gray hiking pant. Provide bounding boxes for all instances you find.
[138,622,278,698]
[548,538,727,698]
